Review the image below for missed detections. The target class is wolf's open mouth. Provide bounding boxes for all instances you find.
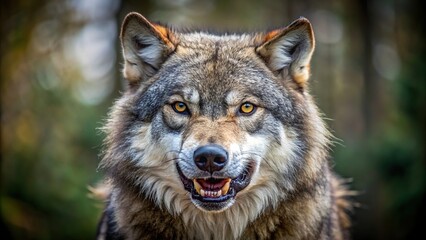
[176,163,255,208]
[194,178,231,198]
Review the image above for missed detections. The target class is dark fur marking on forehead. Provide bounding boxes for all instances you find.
[199,97,228,120]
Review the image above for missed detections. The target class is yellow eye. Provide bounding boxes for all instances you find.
[172,102,188,114]
[239,102,256,115]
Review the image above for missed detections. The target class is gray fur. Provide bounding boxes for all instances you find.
[97,12,352,240]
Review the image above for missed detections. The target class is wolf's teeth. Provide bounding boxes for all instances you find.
[221,179,231,195]
[193,180,202,195]
[194,179,230,198]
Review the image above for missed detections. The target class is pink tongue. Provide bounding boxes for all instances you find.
[197,178,227,190]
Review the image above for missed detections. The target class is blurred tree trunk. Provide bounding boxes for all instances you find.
[343,1,380,240]
[344,0,378,137]
[358,0,374,135]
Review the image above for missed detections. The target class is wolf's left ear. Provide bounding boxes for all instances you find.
[256,18,314,89]
[120,12,176,87]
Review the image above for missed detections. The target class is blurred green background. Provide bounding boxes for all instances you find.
[1,0,425,239]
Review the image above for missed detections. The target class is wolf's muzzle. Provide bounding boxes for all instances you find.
[176,144,255,211]
[193,145,228,173]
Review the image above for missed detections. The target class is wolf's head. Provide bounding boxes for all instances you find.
[101,12,329,219]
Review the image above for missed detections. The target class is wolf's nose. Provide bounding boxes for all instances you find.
[193,145,228,173]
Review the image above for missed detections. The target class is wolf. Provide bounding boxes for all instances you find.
[96,12,352,240]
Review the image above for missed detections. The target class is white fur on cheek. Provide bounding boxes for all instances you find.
[129,127,189,214]
[260,125,301,192]
[238,133,268,190]
[225,124,302,237]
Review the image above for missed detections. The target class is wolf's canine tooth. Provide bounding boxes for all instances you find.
[222,180,231,195]
[193,179,202,195]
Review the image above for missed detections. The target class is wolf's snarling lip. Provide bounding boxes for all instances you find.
[176,162,255,208]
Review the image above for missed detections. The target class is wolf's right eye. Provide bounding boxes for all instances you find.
[239,102,256,115]
[172,102,189,114]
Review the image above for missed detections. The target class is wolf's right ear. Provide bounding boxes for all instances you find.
[120,12,176,87]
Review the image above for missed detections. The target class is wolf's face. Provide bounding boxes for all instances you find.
[158,52,297,211]
[102,13,326,216]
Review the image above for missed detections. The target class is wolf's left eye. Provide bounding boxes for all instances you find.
[239,102,256,115]
[172,102,189,114]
